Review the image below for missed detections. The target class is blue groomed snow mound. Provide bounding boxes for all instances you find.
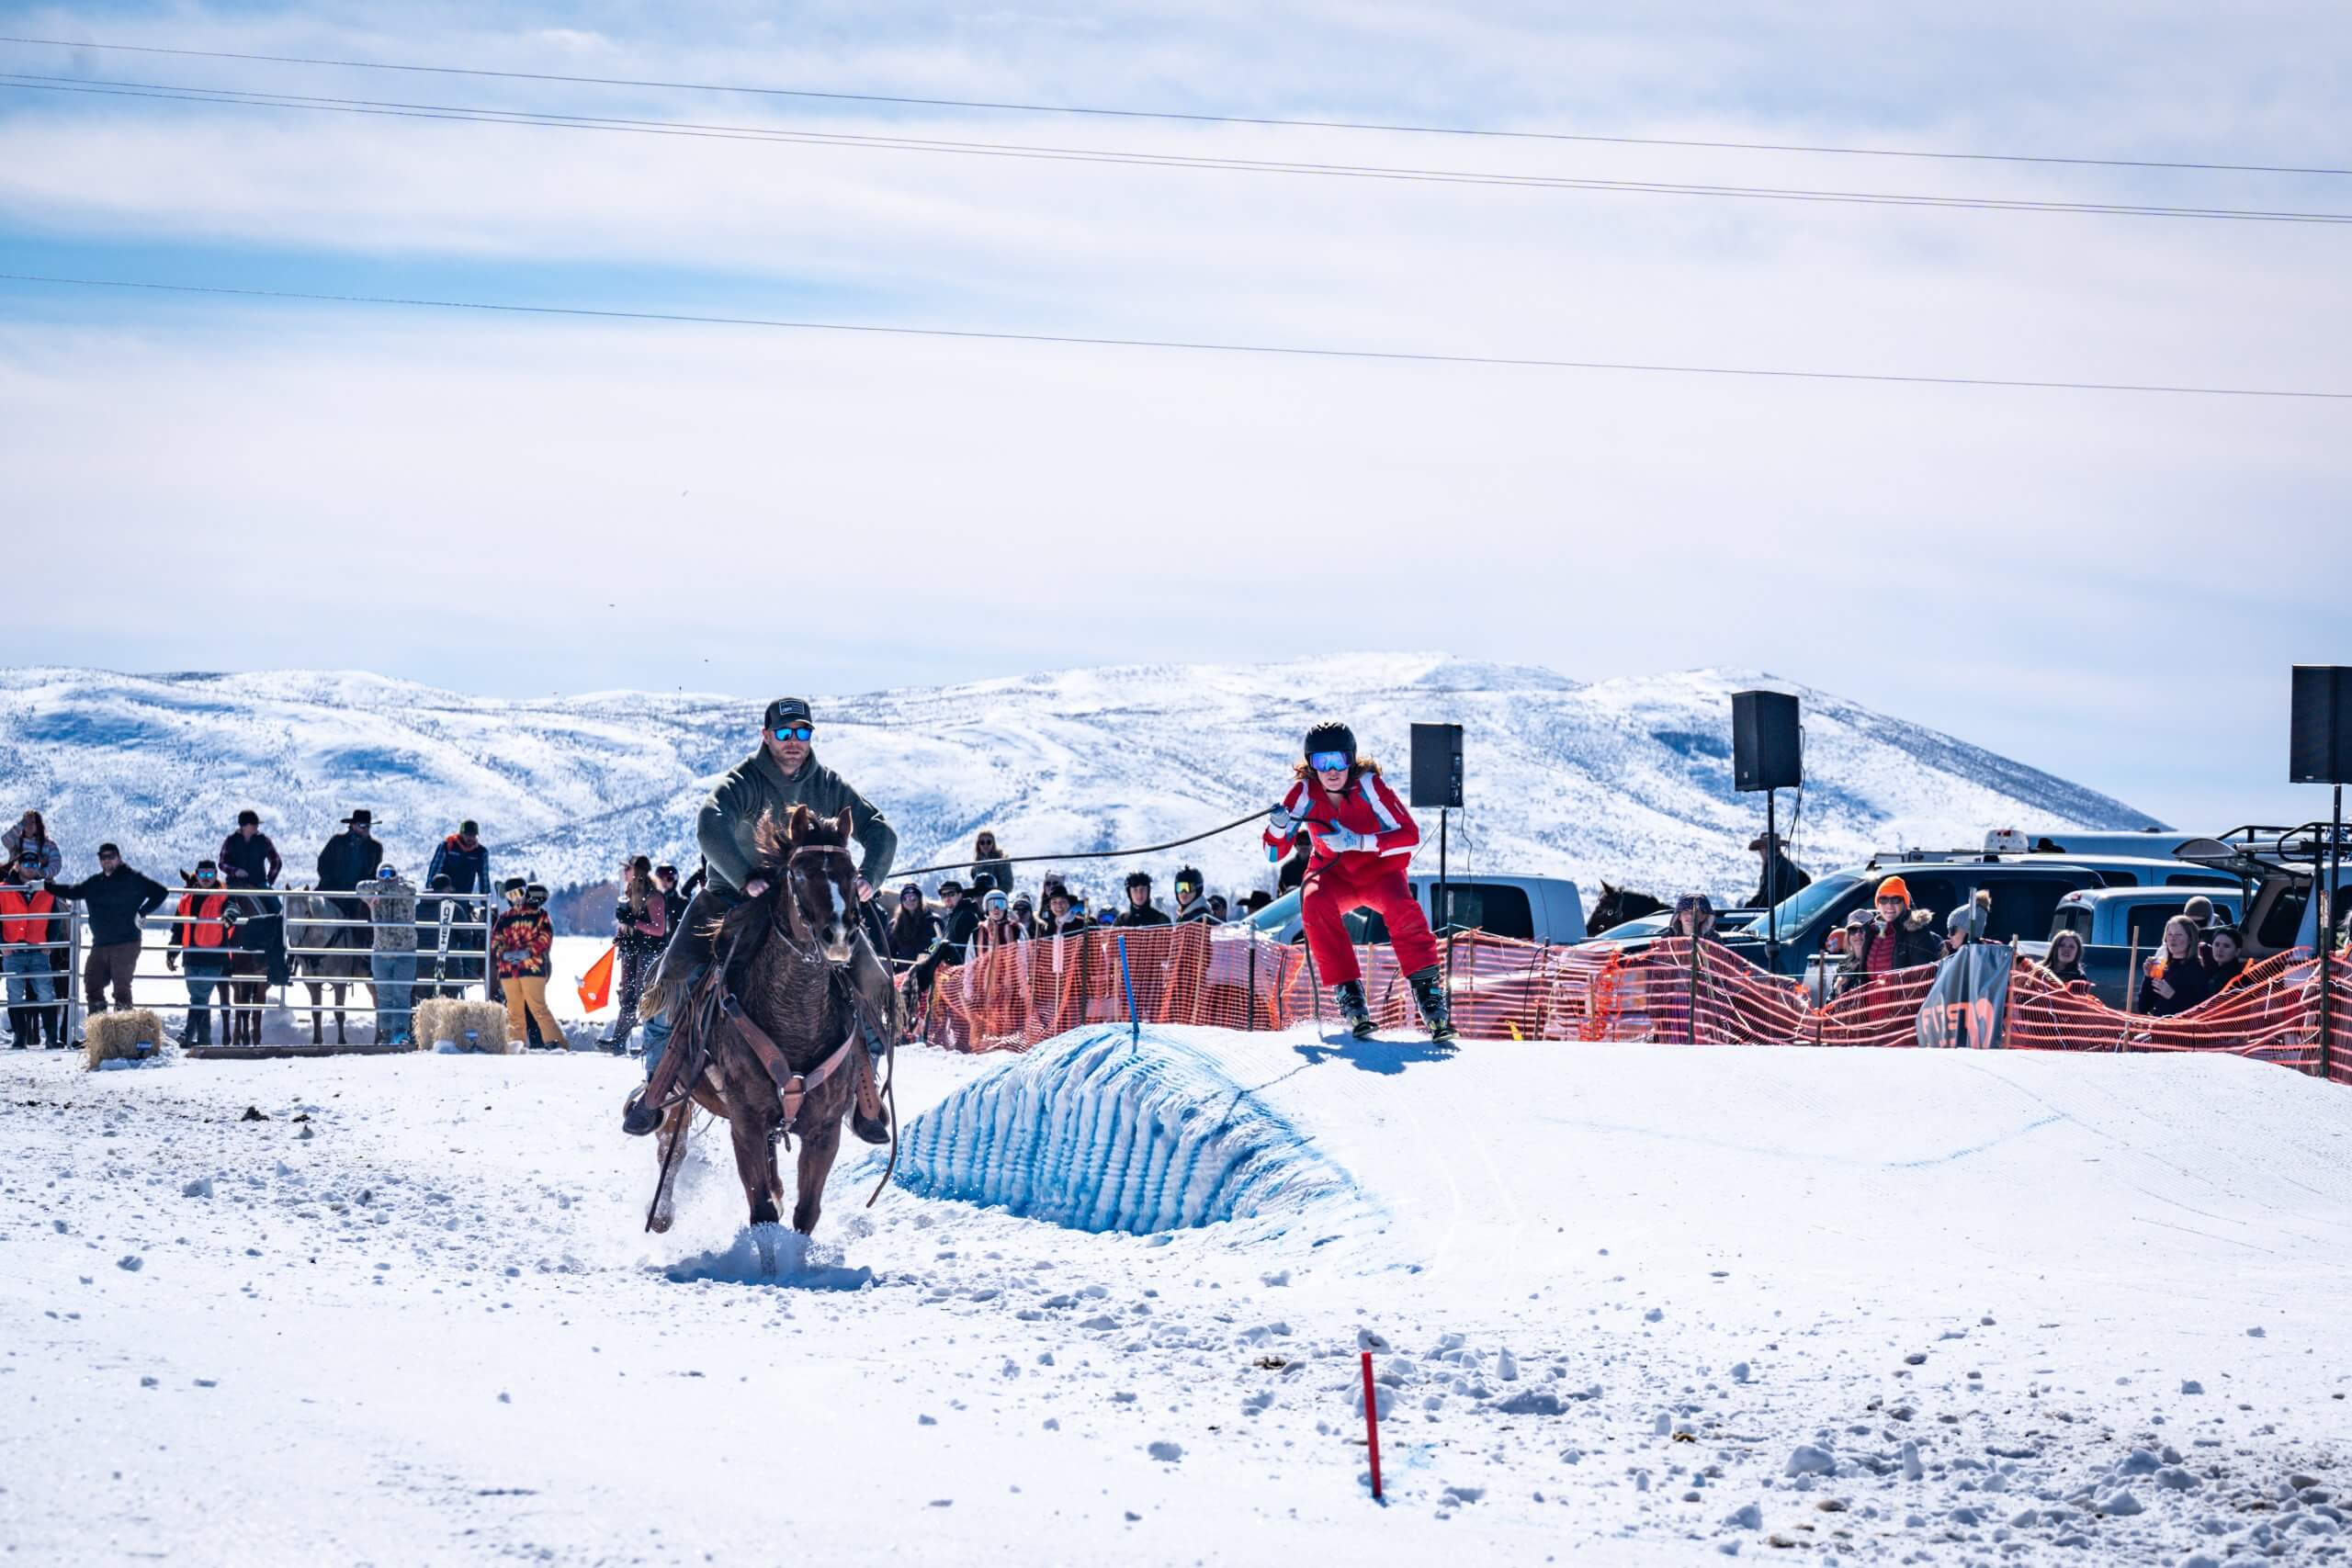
[894,1025,1355,1235]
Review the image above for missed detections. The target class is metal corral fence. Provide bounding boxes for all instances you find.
[0,883,498,1054]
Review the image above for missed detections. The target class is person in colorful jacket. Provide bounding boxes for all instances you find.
[165,860,240,1045]
[1262,721,1454,1043]
[492,877,565,1051]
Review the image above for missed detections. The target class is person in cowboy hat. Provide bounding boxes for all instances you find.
[623,697,898,1136]
[316,809,385,929]
[1746,832,1811,911]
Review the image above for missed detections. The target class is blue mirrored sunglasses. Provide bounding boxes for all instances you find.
[1306,750,1353,773]
[772,726,814,742]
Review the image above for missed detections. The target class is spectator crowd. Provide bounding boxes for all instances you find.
[6,805,2334,1052]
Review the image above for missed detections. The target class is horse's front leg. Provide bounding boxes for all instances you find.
[727,1104,781,1228]
[793,1118,843,1235]
[305,982,323,1046]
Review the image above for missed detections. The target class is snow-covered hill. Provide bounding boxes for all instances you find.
[0,655,2160,901]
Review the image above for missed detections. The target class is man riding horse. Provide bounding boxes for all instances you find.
[621,697,897,1137]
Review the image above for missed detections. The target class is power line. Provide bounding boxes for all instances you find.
[9,73,2351,228]
[5,271,2344,401]
[4,32,2345,179]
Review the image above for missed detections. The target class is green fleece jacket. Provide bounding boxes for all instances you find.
[695,746,897,897]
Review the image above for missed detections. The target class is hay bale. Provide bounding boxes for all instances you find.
[85,1009,166,1069]
[413,998,511,1055]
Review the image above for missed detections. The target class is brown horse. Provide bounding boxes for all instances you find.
[642,806,896,1236]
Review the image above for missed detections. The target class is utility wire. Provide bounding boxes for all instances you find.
[8,73,2350,226]
[5,32,2346,178]
[5,272,2346,401]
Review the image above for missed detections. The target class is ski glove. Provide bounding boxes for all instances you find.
[1313,826,1374,854]
[1267,805,1297,837]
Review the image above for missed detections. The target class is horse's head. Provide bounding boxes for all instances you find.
[761,806,860,964]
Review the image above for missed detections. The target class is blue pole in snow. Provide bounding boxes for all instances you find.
[1117,933,1139,1044]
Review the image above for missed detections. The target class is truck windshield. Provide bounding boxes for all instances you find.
[1739,874,1860,935]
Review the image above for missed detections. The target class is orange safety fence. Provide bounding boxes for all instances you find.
[910,926,2352,1086]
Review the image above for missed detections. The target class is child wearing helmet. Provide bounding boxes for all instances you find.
[1264,722,1456,1043]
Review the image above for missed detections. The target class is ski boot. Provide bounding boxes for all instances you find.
[1332,979,1376,1041]
[1406,964,1459,1048]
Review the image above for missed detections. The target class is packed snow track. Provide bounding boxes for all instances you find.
[1,1028,2346,1566]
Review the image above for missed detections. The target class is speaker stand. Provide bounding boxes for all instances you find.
[1430,808,1448,991]
[2324,784,2343,1082]
[1763,787,1781,975]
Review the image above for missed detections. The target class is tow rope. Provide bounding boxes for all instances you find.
[879,808,1275,885]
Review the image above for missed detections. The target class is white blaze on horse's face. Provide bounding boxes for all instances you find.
[790,851,856,964]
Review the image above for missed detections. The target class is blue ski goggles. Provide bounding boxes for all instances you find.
[1306,750,1353,773]
[772,726,815,742]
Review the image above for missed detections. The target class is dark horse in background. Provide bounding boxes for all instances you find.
[640,807,897,1237]
[1588,883,1669,936]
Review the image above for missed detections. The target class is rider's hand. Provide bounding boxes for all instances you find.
[855,877,874,903]
[1315,826,1372,854]
[1267,805,1296,837]
[744,876,771,899]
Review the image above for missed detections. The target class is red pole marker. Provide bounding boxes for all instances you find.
[1360,1348,1385,1502]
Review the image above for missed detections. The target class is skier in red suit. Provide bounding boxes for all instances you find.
[1264,721,1456,1043]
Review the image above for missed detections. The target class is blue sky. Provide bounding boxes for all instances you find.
[5,1,2350,832]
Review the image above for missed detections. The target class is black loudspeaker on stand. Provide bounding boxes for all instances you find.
[1410,725,1465,987]
[2290,665,2351,1082]
[1731,691,1803,971]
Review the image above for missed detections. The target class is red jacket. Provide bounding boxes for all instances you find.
[173,892,234,950]
[0,886,55,946]
[1262,769,1421,874]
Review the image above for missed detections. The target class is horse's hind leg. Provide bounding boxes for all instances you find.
[334,983,349,1045]
[728,1108,780,1228]
[792,1121,843,1235]
[305,982,323,1046]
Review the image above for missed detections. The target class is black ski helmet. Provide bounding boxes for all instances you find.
[499,875,527,897]
[1303,721,1356,761]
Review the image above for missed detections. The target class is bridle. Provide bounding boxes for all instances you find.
[769,841,858,967]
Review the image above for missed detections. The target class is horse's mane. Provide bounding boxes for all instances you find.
[711,807,854,945]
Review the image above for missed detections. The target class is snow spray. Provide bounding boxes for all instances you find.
[1360,1350,1385,1502]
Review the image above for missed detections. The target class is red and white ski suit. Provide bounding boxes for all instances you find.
[1263,769,1440,987]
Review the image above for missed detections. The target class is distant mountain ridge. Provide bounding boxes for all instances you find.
[0,655,2161,905]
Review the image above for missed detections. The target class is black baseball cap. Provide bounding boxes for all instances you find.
[763,697,814,730]
[97,842,120,858]
[458,819,480,836]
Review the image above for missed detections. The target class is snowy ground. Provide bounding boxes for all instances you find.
[3,1022,2347,1566]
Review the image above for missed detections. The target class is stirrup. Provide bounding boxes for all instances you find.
[620,1089,663,1137]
